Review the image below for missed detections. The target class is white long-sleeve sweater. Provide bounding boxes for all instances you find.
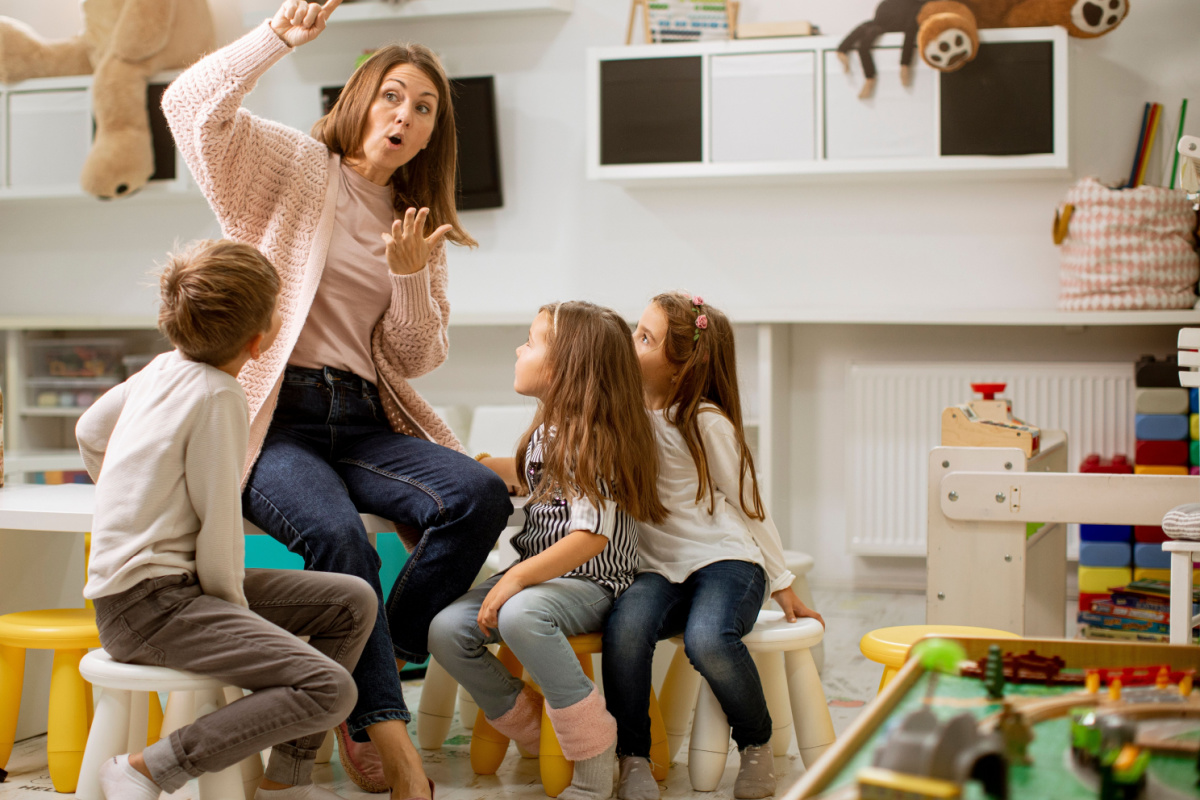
[637,405,797,595]
[77,351,248,607]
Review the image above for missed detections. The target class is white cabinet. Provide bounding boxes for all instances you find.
[711,52,816,164]
[587,26,1068,184]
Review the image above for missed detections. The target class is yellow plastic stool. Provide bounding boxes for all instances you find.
[859,625,1020,694]
[470,633,669,797]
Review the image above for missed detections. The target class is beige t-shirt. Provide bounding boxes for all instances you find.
[290,162,395,382]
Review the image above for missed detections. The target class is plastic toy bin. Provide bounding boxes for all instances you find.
[25,338,124,411]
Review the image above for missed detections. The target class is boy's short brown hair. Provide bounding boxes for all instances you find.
[158,240,280,366]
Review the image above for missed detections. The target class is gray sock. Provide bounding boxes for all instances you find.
[558,739,617,800]
[734,743,776,799]
[616,756,660,800]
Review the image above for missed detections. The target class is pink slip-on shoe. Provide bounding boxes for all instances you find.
[335,721,389,793]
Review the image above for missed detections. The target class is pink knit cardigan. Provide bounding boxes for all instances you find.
[162,23,464,485]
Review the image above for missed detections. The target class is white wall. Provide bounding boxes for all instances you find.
[0,0,1196,588]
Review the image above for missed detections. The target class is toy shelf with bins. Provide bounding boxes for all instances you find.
[587,26,1067,185]
[0,71,198,202]
[243,0,572,27]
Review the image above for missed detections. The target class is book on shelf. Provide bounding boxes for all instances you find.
[735,20,818,38]
[1077,611,1171,636]
[1121,578,1200,601]
[1089,600,1170,623]
[1076,623,1198,645]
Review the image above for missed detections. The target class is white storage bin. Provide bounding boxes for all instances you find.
[7,89,91,188]
[711,52,816,164]
[822,49,936,160]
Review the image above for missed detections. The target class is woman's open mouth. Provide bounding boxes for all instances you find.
[388,135,403,146]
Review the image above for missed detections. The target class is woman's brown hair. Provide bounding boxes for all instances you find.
[652,292,764,520]
[516,301,667,525]
[311,43,477,247]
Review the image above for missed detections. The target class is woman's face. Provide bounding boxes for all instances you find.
[633,303,675,406]
[352,64,440,185]
[514,311,553,399]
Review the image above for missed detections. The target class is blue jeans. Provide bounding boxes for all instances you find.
[427,575,612,718]
[601,561,770,755]
[243,365,511,740]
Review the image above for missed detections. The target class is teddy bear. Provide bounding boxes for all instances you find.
[916,0,1128,73]
[0,0,215,199]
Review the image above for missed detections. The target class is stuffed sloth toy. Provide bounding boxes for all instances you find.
[0,0,215,199]
[916,0,1129,73]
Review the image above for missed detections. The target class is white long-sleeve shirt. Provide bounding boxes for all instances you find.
[637,404,796,595]
[77,351,248,607]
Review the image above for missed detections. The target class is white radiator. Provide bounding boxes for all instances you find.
[846,362,1135,556]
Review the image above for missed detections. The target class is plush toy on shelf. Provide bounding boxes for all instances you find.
[837,0,932,100]
[0,0,215,199]
[916,0,1129,73]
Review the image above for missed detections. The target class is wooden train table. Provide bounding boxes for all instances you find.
[785,638,1200,800]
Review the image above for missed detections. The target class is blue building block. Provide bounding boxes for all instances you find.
[1080,524,1133,543]
[1134,413,1189,441]
[1134,542,1171,569]
[1079,541,1133,568]
[1192,388,1198,414]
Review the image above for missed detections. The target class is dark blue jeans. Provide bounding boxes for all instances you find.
[243,365,511,741]
[602,560,770,755]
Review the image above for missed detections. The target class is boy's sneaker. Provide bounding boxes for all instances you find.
[334,721,389,793]
[98,754,161,800]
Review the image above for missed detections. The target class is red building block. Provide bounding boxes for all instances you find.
[1080,454,1133,473]
[1135,525,1171,543]
[1135,440,1189,466]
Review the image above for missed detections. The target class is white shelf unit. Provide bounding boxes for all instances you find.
[243,0,572,27]
[0,71,198,202]
[2,323,169,484]
[586,26,1068,185]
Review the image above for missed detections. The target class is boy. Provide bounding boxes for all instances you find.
[78,240,376,800]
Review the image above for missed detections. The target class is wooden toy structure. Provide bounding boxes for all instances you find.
[928,339,1200,636]
[783,637,1200,800]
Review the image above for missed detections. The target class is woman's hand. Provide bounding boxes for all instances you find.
[270,0,341,48]
[772,587,824,627]
[477,573,525,636]
[383,207,453,276]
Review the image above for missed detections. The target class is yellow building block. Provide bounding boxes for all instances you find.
[1134,465,1188,475]
[1078,566,1131,594]
[1192,413,1198,440]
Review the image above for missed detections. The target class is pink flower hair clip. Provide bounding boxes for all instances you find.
[690,295,707,340]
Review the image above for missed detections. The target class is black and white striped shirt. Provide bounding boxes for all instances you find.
[510,425,640,597]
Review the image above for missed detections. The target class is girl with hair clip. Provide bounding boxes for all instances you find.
[603,292,825,800]
[428,301,667,800]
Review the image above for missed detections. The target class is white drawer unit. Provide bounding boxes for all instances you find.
[6,89,91,189]
[710,51,816,164]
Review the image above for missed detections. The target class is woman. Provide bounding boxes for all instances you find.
[162,2,512,798]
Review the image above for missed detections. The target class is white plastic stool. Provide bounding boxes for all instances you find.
[76,649,263,800]
[416,548,508,750]
[779,549,822,674]
[658,611,833,791]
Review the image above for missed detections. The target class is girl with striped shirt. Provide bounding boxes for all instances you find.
[429,301,666,800]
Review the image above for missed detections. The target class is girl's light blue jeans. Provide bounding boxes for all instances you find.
[428,574,613,719]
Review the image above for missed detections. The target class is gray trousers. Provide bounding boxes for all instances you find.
[92,569,376,791]
[427,574,613,719]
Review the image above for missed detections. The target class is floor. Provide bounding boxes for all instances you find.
[0,588,926,800]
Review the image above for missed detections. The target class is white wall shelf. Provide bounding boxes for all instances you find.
[587,27,1068,185]
[0,70,195,202]
[243,0,572,28]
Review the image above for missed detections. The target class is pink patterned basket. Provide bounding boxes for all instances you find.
[1057,177,1199,310]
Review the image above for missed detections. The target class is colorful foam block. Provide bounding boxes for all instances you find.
[1134,465,1188,475]
[1080,524,1133,542]
[1135,387,1189,414]
[1192,387,1198,413]
[1135,439,1189,466]
[1078,592,1110,612]
[1133,543,1170,569]
[1079,541,1133,568]
[1078,566,1132,594]
[1192,439,1199,466]
[1135,525,1170,543]
[1134,413,1189,441]
[1079,454,1133,473]
[1193,467,1199,475]
[1193,413,1199,440]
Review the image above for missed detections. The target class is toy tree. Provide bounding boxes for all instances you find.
[985,644,1005,700]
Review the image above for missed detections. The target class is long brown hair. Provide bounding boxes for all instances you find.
[653,292,764,520]
[516,301,667,524]
[311,43,477,247]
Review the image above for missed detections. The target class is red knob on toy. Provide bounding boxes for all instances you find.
[971,382,1007,400]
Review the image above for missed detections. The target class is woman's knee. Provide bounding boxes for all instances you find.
[450,462,512,529]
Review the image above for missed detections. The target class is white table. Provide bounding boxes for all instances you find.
[1163,539,1200,645]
